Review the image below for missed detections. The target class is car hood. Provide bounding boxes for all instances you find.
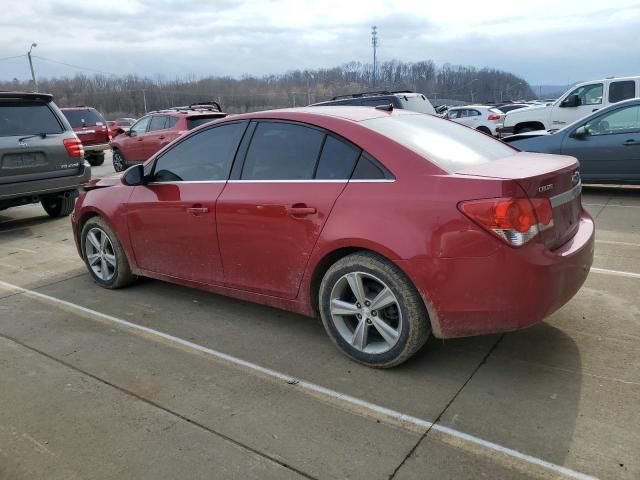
[502,129,551,142]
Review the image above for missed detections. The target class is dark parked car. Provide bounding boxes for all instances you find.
[60,106,111,167]
[310,90,436,114]
[504,98,640,184]
[72,106,593,368]
[0,92,90,216]
[110,103,226,172]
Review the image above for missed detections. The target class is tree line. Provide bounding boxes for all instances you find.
[1,60,535,118]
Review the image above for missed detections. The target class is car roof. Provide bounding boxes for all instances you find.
[219,106,420,123]
[0,91,53,102]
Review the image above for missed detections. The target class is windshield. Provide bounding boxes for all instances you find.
[62,109,105,127]
[0,101,64,137]
[398,95,436,114]
[363,113,516,172]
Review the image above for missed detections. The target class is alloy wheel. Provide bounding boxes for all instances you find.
[329,271,403,354]
[84,227,117,281]
[113,152,124,172]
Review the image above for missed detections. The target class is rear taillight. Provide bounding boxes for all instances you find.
[487,113,502,121]
[458,197,554,246]
[63,138,84,158]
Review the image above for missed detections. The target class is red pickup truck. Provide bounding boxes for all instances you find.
[60,107,111,166]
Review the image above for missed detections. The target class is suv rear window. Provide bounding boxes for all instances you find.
[0,101,63,137]
[397,95,436,114]
[187,116,223,130]
[363,114,516,172]
[62,109,105,127]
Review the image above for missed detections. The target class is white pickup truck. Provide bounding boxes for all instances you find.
[498,76,640,137]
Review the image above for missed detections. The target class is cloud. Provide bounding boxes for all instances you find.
[0,0,638,85]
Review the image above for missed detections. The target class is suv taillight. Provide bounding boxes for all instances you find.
[458,197,553,246]
[487,113,502,121]
[64,138,84,158]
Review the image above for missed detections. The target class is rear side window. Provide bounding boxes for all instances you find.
[241,122,324,180]
[0,101,63,137]
[152,122,247,182]
[315,136,361,179]
[351,153,391,180]
[148,115,168,131]
[398,94,436,114]
[363,114,516,172]
[608,81,636,103]
[62,109,105,127]
[360,98,393,107]
[187,116,223,130]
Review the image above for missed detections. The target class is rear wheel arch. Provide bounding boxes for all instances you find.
[514,121,545,134]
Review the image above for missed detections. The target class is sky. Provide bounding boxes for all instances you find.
[1,0,639,86]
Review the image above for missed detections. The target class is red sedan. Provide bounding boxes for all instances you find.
[71,107,594,367]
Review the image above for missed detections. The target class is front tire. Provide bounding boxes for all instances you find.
[41,196,75,217]
[112,149,126,172]
[86,152,105,166]
[319,252,430,368]
[81,217,137,289]
[476,126,492,135]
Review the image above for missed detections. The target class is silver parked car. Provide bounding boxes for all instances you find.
[0,92,91,216]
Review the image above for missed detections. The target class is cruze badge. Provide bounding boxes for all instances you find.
[538,184,553,193]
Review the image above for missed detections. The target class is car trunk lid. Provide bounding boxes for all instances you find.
[456,153,582,249]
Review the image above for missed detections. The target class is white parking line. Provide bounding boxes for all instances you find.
[583,203,640,208]
[595,240,640,248]
[590,267,640,279]
[0,279,597,480]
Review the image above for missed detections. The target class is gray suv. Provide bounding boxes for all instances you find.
[310,90,436,114]
[0,92,91,217]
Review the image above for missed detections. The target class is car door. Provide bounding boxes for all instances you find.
[125,121,248,284]
[216,120,360,299]
[561,104,640,182]
[121,116,151,162]
[552,83,603,129]
[142,115,173,159]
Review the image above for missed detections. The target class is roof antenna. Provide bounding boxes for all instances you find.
[375,103,394,112]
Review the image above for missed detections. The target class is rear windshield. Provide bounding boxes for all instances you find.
[62,109,105,127]
[187,116,223,130]
[397,95,436,115]
[0,101,64,137]
[363,113,516,172]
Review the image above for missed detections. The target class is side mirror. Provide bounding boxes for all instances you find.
[121,164,145,186]
[571,126,588,138]
[127,129,136,137]
[561,94,581,108]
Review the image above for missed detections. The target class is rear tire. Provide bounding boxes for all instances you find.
[319,252,430,368]
[476,126,492,135]
[41,196,75,217]
[112,149,126,172]
[86,152,105,166]
[81,216,137,289]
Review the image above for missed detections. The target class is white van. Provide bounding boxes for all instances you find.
[499,76,640,137]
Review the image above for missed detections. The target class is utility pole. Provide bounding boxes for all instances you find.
[142,89,148,114]
[371,26,378,89]
[306,72,314,105]
[27,43,37,92]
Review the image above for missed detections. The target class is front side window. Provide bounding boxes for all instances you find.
[0,101,63,137]
[585,105,640,136]
[567,83,603,106]
[130,116,151,136]
[608,81,636,103]
[152,122,247,182]
[241,122,324,180]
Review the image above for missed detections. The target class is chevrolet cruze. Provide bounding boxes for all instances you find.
[72,106,594,367]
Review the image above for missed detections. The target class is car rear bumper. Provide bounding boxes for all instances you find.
[398,210,595,338]
[0,163,91,200]
[83,143,110,153]
[496,126,514,138]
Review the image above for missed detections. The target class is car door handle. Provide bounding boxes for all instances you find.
[158,135,165,140]
[187,206,209,215]
[623,140,640,146]
[592,108,599,112]
[287,204,317,216]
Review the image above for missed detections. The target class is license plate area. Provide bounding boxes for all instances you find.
[1,152,47,169]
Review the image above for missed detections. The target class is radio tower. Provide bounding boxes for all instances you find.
[371,26,378,88]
